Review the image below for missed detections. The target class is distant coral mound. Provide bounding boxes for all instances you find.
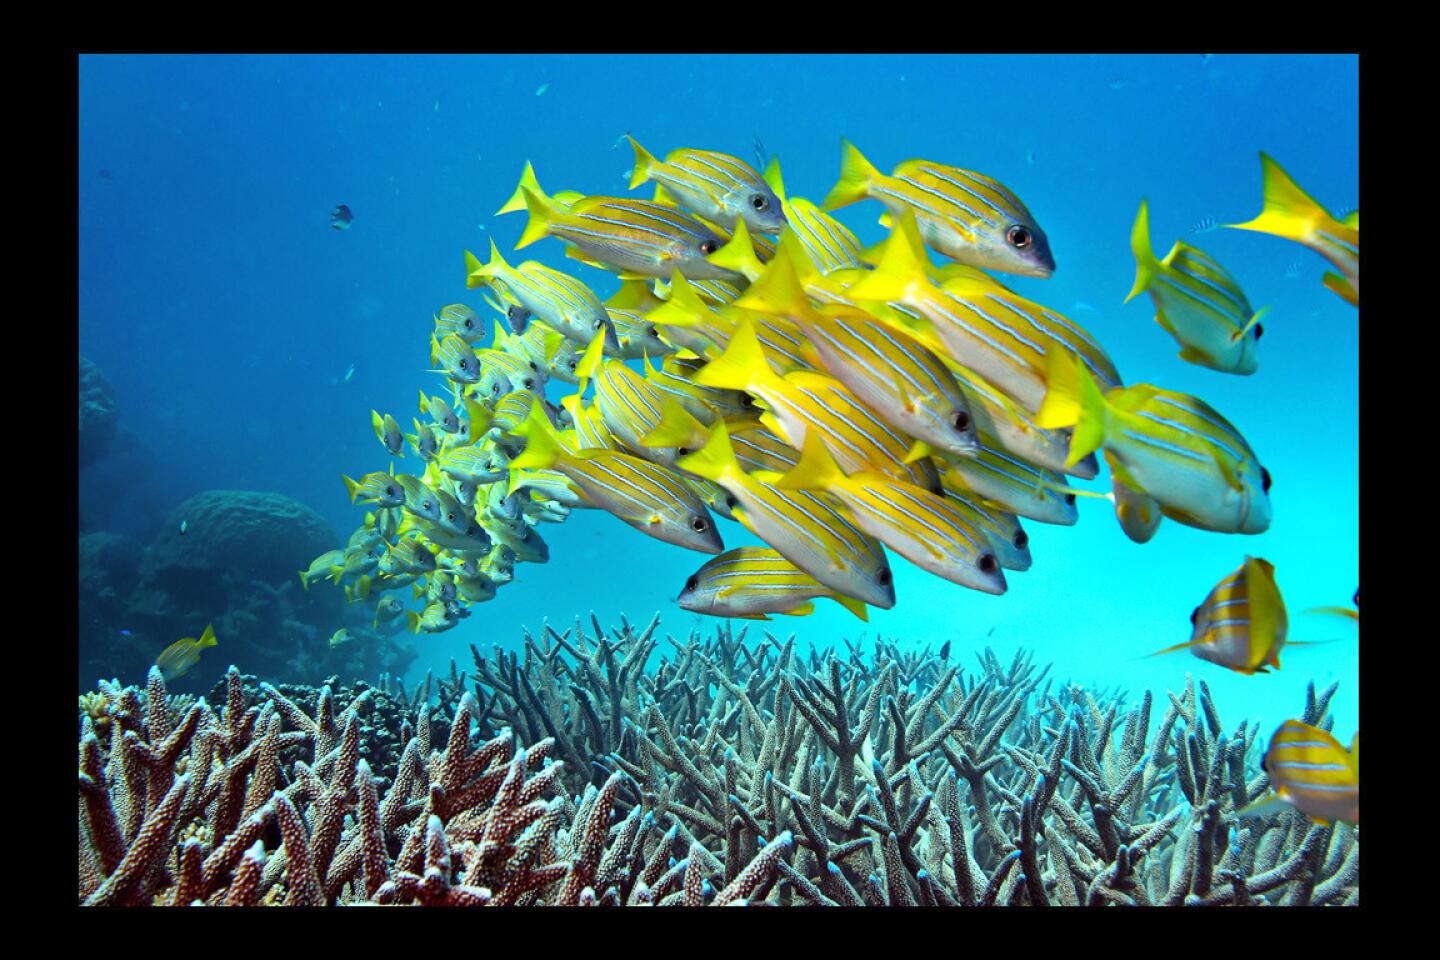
[121,490,343,685]
[79,355,119,467]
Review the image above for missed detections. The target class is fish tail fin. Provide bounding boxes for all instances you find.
[775,432,843,491]
[475,237,510,282]
[1035,349,1108,467]
[694,318,778,394]
[508,398,565,474]
[676,420,745,488]
[464,249,486,289]
[371,410,386,443]
[1323,272,1359,307]
[342,474,363,504]
[1228,152,1329,243]
[830,593,870,622]
[200,623,217,649]
[574,326,609,385]
[298,570,310,590]
[1126,198,1159,303]
[497,161,544,216]
[647,273,707,328]
[627,136,657,189]
[735,241,815,320]
[607,278,654,310]
[822,139,879,211]
[709,218,764,282]
[845,208,929,303]
[517,188,564,249]
[406,611,422,634]
[641,397,706,449]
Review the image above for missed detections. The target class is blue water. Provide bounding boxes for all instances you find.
[79,54,1358,738]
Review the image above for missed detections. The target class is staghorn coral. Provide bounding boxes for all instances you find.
[78,617,1357,906]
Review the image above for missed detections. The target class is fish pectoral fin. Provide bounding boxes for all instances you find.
[1177,345,1216,366]
[1322,272,1359,306]
[1237,792,1290,820]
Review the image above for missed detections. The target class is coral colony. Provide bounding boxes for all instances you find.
[78,617,1357,906]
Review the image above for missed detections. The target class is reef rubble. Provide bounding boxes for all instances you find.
[77,617,1358,906]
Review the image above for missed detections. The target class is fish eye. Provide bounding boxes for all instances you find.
[683,575,699,593]
[464,318,474,329]
[1013,530,1028,550]
[423,500,434,511]
[1261,467,1272,493]
[568,360,578,371]
[690,516,709,533]
[646,325,658,339]
[951,411,972,432]
[750,194,769,212]
[677,447,691,457]
[1353,588,1359,607]
[1006,225,1032,249]
[1189,606,1200,625]
[529,360,539,371]
[446,512,456,522]
[878,569,893,587]
[1065,493,1077,505]
[1254,323,1265,341]
[386,486,398,498]
[978,554,998,574]
[700,239,718,255]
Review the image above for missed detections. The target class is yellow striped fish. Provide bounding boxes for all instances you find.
[493,318,581,385]
[847,210,1120,414]
[677,420,895,609]
[628,138,788,234]
[1128,200,1267,374]
[562,394,625,452]
[728,418,801,474]
[509,399,724,554]
[371,411,404,457]
[1241,720,1359,825]
[695,320,941,492]
[605,308,670,359]
[650,273,816,375]
[939,441,1079,526]
[776,435,1006,595]
[430,334,483,386]
[943,491,1031,572]
[737,254,980,459]
[1147,556,1288,674]
[822,141,1055,278]
[474,347,544,398]
[654,275,745,307]
[508,183,742,284]
[678,547,869,621]
[784,191,867,274]
[434,303,486,344]
[949,360,1093,479]
[342,469,407,508]
[588,357,687,461]
[154,624,218,681]
[1036,350,1273,535]
[1228,153,1358,307]
[645,354,756,423]
[466,242,618,351]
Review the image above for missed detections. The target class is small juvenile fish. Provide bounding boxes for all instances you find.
[1240,720,1358,825]
[1146,557,1288,674]
[1189,217,1218,235]
[535,82,550,97]
[179,520,188,536]
[373,595,407,631]
[155,624,217,680]
[466,241,618,352]
[434,303,486,344]
[331,204,354,231]
[678,547,869,621]
[822,141,1054,277]
[1284,261,1304,280]
[343,363,356,383]
[328,628,354,649]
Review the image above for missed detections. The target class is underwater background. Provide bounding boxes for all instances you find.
[77,52,1359,743]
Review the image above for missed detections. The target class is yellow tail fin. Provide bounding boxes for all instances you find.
[822,139,880,211]
[774,432,844,492]
[830,593,869,622]
[1125,198,1159,303]
[518,188,565,249]
[640,397,707,449]
[1035,349,1109,467]
[676,420,746,488]
[508,399,566,475]
[1228,152,1335,244]
[627,136,658,189]
[497,161,544,216]
[845,208,929,303]
[735,242,816,322]
[693,318,778,394]
[709,218,765,282]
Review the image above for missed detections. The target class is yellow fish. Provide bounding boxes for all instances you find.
[1241,720,1359,825]
[154,624,217,680]
[1146,557,1288,674]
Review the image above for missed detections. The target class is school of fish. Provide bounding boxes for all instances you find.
[284,138,1357,822]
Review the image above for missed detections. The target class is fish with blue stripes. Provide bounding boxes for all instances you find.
[677,419,895,609]
[777,434,1007,595]
[846,210,1120,414]
[1241,720,1359,825]
[467,241,619,352]
[678,547,869,621]
[1146,556,1288,673]
[938,440,1080,526]
[627,137,788,234]
[509,398,724,554]
[1037,349,1272,535]
[1128,200,1267,375]
[154,624,218,680]
[822,141,1055,277]
[1229,152,1359,307]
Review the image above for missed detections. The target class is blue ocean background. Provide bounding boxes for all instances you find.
[78,54,1359,739]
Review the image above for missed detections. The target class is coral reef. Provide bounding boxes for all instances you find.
[77,618,1357,906]
[79,355,119,468]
